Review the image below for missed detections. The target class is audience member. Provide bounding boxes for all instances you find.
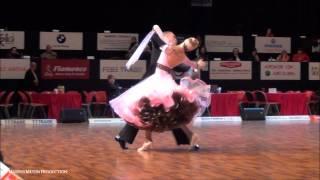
[106,74,122,100]
[265,28,274,37]
[228,48,242,61]
[6,47,22,58]
[276,50,290,62]
[292,49,310,62]
[249,49,260,61]
[24,62,39,91]
[41,45,57,59]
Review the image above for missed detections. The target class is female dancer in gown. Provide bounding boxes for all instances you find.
[110,25,210,151]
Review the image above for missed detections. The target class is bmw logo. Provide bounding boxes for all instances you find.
[57,34,66,43]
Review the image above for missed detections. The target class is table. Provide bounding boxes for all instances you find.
[210,92,245,116]
[31,93,82,120]
[267,93,311,115]
[210,92,312,116]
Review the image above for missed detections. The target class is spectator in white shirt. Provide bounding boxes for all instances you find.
[228,48,242,61]
[41,45,57,59]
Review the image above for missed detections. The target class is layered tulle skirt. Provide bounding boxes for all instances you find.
[110,71,210,132]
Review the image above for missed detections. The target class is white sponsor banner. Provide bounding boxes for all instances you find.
[0,58,30,79]
[97,33,139,51]
[260,62,300,80]
[205,35,243,52]
[255,37,291,53]
[309,62,320,80]
[209,61,252,80]
[39,32,83,50]
[100,60,146,79]
[0,31,25,49]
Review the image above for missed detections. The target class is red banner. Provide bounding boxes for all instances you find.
[41,59,90,79]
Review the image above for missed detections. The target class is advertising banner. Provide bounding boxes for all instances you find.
[260,62,300,80]
[100,60,146,79]
[97,33,138,51]
[209,61,252,80]
[0,31,25,49]
[40,32,83,50]
[41,59,89,79]
[205,35,243,52]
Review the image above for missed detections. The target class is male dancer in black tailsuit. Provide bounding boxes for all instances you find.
[115,31,205,150]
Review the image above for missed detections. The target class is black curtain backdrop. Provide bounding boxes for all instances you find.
[0,0,319,92]
[0,0,319,35]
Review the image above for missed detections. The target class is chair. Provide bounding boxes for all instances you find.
[240,91,257,107]
[254,91,280,115]
[0,91,15,119]
[24,91,48,118]
[17,91,31,118]
[239,91,258,117]
[305,91,320,115]
[91,91,109,117]
[81,91,94,118]
[95,91,107,102]
[103,92,116,118]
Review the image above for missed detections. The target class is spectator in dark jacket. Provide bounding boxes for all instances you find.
[106,74,122,100]
[6,47,22,58]
[24,62,39,91]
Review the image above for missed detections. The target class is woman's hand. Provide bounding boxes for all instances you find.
[152,25,164,39]
[196,59,206,70]
[153,25,161,32]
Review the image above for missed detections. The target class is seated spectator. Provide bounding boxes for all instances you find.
[249,49,260,62]
[276,50,290,62]
[106,74,122,100]
[292,49,310,62]
[228,48,242,61]
[265,28,274,37]
[41,45,57,59]
[6,47,22,58]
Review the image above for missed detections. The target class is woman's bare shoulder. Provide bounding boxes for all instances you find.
[164,45,180,53]
[168,45,184,54]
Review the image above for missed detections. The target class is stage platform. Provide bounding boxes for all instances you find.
[0,116,319,179]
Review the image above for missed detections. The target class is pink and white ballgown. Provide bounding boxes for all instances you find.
[110,45,210,132]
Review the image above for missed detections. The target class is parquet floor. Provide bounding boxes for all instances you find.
[1,120,319,179]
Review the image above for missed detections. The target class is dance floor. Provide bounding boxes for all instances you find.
[1,119,319,179]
